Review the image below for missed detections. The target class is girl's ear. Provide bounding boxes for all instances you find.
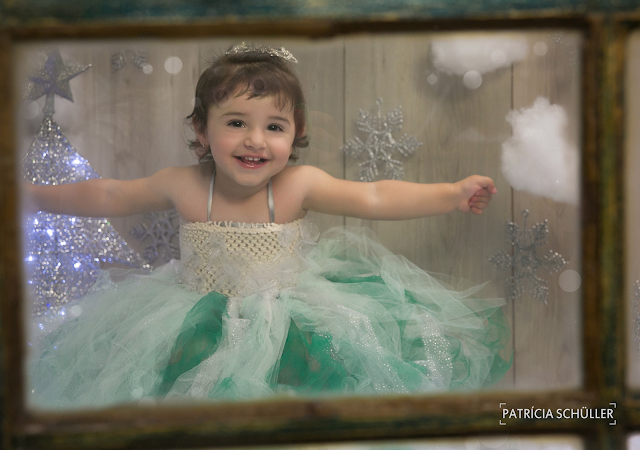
[197,135,209,148]
[295,125,306,144]
[292,126,306,151]
[193,118,209,147]
[194,133,211,160]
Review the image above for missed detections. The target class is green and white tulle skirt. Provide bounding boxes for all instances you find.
[28,227,511,409]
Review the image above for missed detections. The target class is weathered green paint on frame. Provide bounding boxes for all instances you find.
[1,0,640,25]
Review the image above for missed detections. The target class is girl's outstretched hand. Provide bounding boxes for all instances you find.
[454,175,497,215]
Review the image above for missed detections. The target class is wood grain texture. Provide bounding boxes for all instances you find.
[0,31,26,450]
[511,31,583,390]
[21,390,597,449]
[626,30,640,389]
[598,19,626,401]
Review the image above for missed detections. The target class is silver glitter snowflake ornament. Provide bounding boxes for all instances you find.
[111,49,148,72]
[130,210,181,264]
[342,98,422,182]
[489,209,568,304]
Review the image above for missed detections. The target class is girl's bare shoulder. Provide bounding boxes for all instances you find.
[138,165,211,213]
[152,164,213,221]
[272,165,332,211]
[274,164,325,187]
[152,164,209,189]
[155,164,203,178]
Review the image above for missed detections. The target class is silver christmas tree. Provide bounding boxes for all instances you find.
[23,49,148,316]
[342,98,422,182]
[489,209,567,304]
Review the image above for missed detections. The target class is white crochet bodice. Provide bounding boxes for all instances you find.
[177,172,318,297]
[178,218,318,297]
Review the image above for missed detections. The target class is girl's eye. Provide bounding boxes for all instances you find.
[228,120,244,128]
[267,124,283,132]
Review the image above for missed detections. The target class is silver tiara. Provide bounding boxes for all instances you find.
[226,43,298,63]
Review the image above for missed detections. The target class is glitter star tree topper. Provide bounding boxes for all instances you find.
[23,49,148,316]
[342,98,422,182]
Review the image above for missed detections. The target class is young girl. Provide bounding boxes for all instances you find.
[27,44,511,409]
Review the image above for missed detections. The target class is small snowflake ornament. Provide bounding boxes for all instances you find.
[111,49,148,72]
[130,209,181,264]
[490,209,567,304]
[342,98,422,182]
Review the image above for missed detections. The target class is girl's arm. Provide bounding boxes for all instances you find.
[24,167,176,217]
[299,166,496,220]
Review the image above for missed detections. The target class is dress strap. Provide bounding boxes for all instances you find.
[207,170,215,222]
[267,179,275,223]
[207,171,274,223]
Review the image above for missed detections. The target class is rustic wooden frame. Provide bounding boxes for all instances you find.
[616,11,640,440]
[0,12,629,449]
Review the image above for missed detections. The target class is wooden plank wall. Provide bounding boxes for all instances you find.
[15,31,582,395]
[511,31,583,390]
[626,30,640,389]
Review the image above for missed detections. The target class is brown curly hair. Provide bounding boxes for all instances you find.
[187,47,309,162]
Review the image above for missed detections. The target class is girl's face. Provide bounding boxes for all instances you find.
[198,93,296,191]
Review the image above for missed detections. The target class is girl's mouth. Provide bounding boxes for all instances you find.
[235,156,268,168]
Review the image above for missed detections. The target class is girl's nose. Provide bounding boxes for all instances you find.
[245,128,265,149]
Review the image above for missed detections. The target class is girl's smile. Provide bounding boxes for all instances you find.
[198,93,296,194]
[235,156,267,167]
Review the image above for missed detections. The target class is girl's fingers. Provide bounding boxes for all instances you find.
[470,197,490,205]
[468,184,494,214]
[482,177,498,194]
[474,188,492,197]
[469,198,490,210]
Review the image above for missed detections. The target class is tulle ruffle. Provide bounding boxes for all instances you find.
[28,227,511,409]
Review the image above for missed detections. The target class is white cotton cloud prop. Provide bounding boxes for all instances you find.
[501,97,579,205]
[431,35,529,75]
